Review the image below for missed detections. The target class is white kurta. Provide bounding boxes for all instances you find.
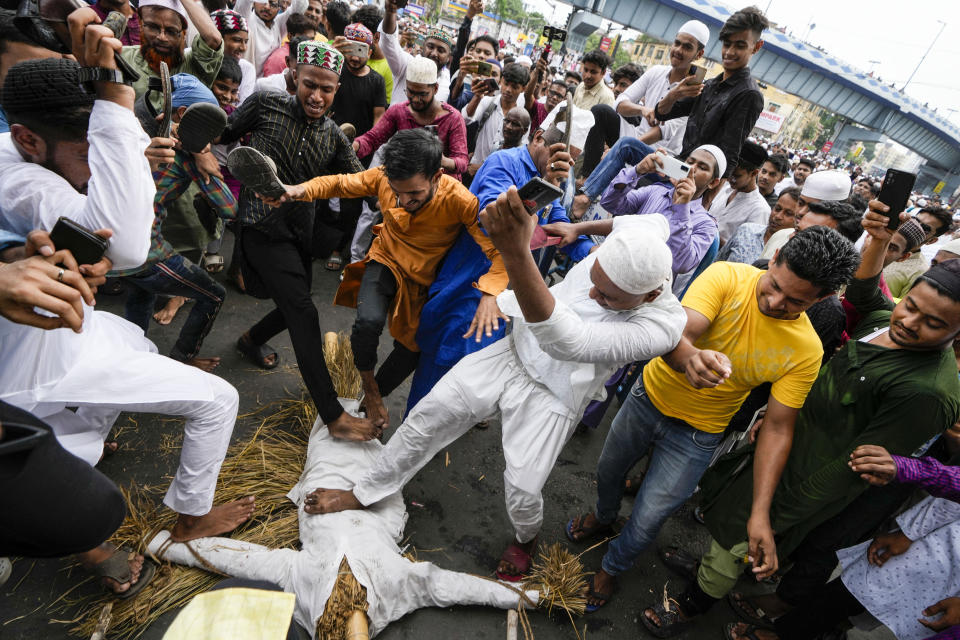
[709,183,771,244]
[234,0,308,76]
[377,21,450,105]
[838,496,960,640]
[614,65,686,155]
[149,400,538,638]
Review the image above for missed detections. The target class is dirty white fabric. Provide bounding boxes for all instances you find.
[837,496,960,640]
[150,400,537,638]
[352,227,686,540]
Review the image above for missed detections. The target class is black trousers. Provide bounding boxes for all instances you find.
[774,578,864,640]
[243,227,345,424]
[351,260,420,396]
[0,400,125,557]
[580,104,623,179]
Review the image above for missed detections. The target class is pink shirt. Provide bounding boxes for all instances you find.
[354,101,469,180]
[260,45,289,79]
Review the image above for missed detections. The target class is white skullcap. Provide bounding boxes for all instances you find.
[139,0,188,22]
[516,55,533,67]
[595,214,673,295]
[406,56,438,85]
[678,20,710,48]
[937,238,960,257]
[692,144,726,179]
[801,170,851,201]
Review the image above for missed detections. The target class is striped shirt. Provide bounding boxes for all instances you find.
[895,455,960,502]
[220,91,363,243]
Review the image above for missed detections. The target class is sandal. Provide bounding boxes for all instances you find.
[495,540,535,582]
[201,253,225,274]
[89,547,157,600]
[722,622,777,640]
[227,147,286,199]
[177,102,228,154]
[325,253,343,271]
[727,591,778,627]
[624,471,646,496]
[641,600,691,638]
[659,545,700,581]
[565,513,615,544]
[237,334,280,370]
[584,574,617,613]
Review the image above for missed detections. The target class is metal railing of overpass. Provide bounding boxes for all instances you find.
[571,0,960,170]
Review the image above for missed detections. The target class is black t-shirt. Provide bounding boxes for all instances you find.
[330,66,387,137]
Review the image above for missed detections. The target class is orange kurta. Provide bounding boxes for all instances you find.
[299,166,508,351]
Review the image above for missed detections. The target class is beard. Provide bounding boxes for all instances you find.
[141,43,184,74]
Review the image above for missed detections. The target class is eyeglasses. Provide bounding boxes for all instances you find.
[142,21,183,39]
[405,88,433,99]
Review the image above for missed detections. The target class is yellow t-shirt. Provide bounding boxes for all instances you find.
[643,262,823,433]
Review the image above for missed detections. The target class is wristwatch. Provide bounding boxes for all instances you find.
[78,67,128,85]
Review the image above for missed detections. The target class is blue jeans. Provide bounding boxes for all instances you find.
[581,137,657,200]
[596,379,724,576]
[123,253,225,361]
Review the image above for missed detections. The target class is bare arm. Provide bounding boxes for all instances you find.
[180,0,222,50]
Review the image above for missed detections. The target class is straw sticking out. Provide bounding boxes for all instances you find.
[323,332,362,400]
[525,543,588,616]
[315,558,369,640]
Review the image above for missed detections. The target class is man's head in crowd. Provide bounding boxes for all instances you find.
[718,5,768,72]
[284,35,311,79]
[763,226,860,320]
[212,55,242,107]
[499,62,529,105]
[211,10,249,60]
[0,10,62,97]
[502,107,529,149]
[293,40,343,120]
[322,1,351,39]
[932,239,960,267]
[758,153,790,196]
[916,205,953,243]
[682,144,725,197]
[420,27,453,72]
[564,70,581,92]
[853,177,878,200]
[515,55,532,69]
[579,49,610,89]
[483,59,502,83]
[305,0,324,28]
[169,73,219,123]
[286,13,319,40]
[891,256,960,350]
[796,200,862,242]
[793,157,815,186]
[253,0,281,26]
[611,63,642,97]
[728,141,766,192]
[767,186,801,235]
[343,23,373,73]
[670,19,708,70]
[592,216,673,310]
[797,169,851,216]
[383,128,443,214]
[467,34,499,60]
[350,5,383,57]
[405,55,438,113]
[883,219,926,268]
[545,80,567,112]
[3,58,95,192]
[139,0,190,71]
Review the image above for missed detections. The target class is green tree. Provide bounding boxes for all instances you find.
[801,121,818,143]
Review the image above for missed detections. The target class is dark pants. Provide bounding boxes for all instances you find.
[0,400,125,557]
[774,578,864,640]
[123,254,226,361]
[334,198,363,254]
[242,227,345,424]
[580,104,623,179]
[351,260,420,396]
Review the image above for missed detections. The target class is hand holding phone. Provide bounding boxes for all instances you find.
[687,65,707,84]
[517,176,564,214]
[877,169,916,230]
[49,217,109,266]
[476,61,492,76]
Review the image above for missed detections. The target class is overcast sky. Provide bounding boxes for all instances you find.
[525,0,960,127]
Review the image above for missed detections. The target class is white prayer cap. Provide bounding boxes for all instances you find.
[139,0,188,22]
[406,56,438,85]
[937,238,960,257]
[516,55,533,67]
[801,170,851,202]
[595,214,673,295]
[692,144,726,178]
[678,20,710,48]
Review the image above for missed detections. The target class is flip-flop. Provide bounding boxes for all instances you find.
[227,147,287,199]
[565,513,615,543]
[641,600,691,638]
[584,574,617,613]
[237,334,280,370]
[658,545,700,581]
[495,541,535,582]
[89,547,157,600]
[722,622,773,640]
[177,102,228,154]
[201,253,225,274]
[325,253,343,271]
[727,591,777,628]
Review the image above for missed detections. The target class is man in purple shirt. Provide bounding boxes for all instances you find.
[91,0,141,45]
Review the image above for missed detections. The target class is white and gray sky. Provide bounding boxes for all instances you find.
[524,0,960,127]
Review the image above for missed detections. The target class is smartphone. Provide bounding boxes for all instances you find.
[687,64,707,84]
[341,41,369,58]
[657,154,692,181]
[877,169,916,230]
[483,78,499,93]
[518,176,564,214]
[49,217,109,266]
[476,61,492,76]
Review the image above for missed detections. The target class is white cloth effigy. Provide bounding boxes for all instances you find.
[149,400,538,638]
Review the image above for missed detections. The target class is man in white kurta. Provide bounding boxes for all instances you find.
[0,34,249,541]
[302,191,687,579]
[378,0,451,105]
[233,0,307,75]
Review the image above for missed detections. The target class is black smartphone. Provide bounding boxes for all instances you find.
[877,169,917,230]
[687,64,707,84]
[49,217,109,265]
[518,176,564,214]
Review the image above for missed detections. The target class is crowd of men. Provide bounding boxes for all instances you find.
[2,0,960,638]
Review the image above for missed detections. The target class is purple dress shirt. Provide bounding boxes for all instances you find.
[893,455,960,502]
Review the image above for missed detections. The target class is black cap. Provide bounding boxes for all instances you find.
[1,58,95,115]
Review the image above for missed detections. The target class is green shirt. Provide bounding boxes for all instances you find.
[120,35,224,109]
[701,273,960,556]
[367,57,394,106]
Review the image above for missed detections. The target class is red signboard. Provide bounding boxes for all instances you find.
[821,140,833,153]
[599,36,612,52]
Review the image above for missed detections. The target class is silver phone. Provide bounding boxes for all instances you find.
[657,154,692,180]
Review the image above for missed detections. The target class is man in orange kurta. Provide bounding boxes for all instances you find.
[268,129,508,428]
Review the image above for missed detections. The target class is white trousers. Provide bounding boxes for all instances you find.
[354,338,577,543]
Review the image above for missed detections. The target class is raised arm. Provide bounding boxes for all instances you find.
[181,0,222,50]
[276,0,307,33]
[354,105,399,158]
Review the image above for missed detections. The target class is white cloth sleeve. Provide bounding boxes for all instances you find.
[616,67,654,107]
[378,19,409,83]
[276,0,307,35]
[897,496,960,541]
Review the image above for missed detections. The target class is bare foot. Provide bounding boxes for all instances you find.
[726,622,780,640]
[78,544,144,595]
[327,412,381,441]
[169,497,256,542]
[585,569,616,609]
[97,440,119,465]
[359,370,388,428]
[185,356,221,372]
[571,194,591,220]
[153,296,187,325]
[731,591,792,620]
[496,537,537,578]
[303,488,364,514]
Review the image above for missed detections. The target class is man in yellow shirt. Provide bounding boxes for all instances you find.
[565,226,861,615]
